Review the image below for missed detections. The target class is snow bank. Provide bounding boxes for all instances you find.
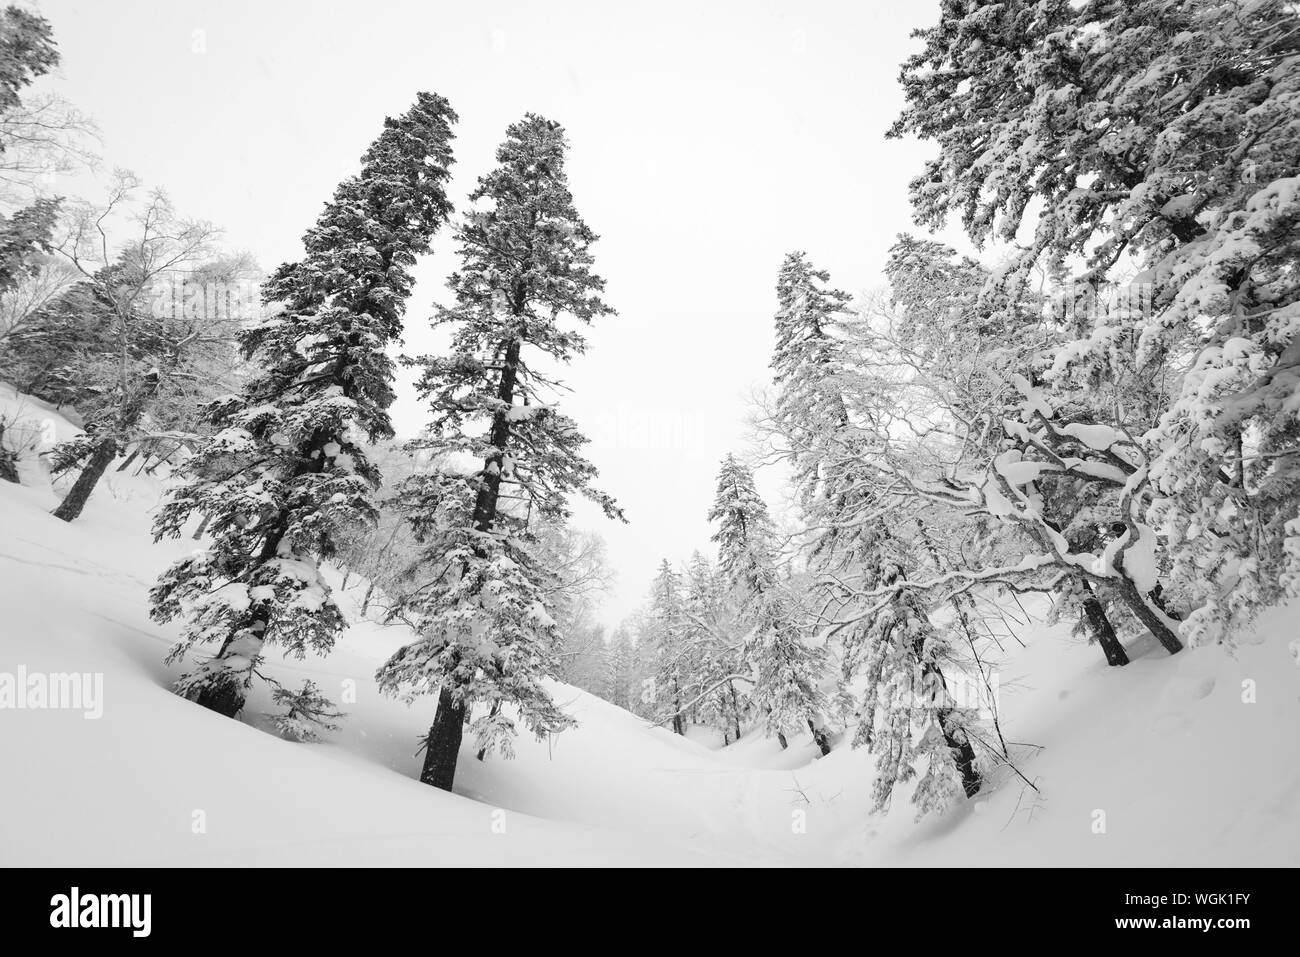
[1,386,1296,865]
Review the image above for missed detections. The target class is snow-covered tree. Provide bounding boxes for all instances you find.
[771,251,855,507]
[376,114,621,791]
[759,250,992,806]
[0,199,59,296]
[0,5,96,375]
[543,523,614,692]
[647,558,689,735]
[0,6,96,206]
[601,623,639,711]
[46,177,222,521]
[0,6,70,415]
[0,7,56,120]
[266,679,345,743]
[884,235,1138,666]
[681,551,748,744]
[709,454,831,753]
[849,533,983,815]
[151,92,457,718]
[893,0,1300,646]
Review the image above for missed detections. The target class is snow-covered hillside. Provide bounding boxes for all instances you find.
[1,388,1297,866]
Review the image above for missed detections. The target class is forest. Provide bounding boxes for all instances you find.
[1,0,1297,864]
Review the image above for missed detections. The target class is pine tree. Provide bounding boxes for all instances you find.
[682,550,747,744]
[851,542,982,816]
[376,114,621,792]
[601,624,637,710]
[150,93,457,718]
[708,454,830,753]
[763,252,985,800]
[0,7,57,120]
[0,198,59,293]
[710,455,778,595]
[771,251,855,508]
[648,559,689,735]
[0,7,63,361]
[768,252,875,721]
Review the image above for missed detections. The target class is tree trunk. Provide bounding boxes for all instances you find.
[186,519,288,719]
[421,686,466,791]
[776,730,789,750]
[1077,578,1129,666]
[115,446,141,472]
[144,441,179,475]
[923,657,981,798]
[671,679,685,735]
[729,682,742,744]
[416,332,520,787]
[942,720,981,797]
[191,512,211,540]
[360,581,375,615]
[1112,569,1184,655]
[0,423,18,484]
[54,375,159,522]
[52,437,117,522]
[193,670,248,718]
[808,718,832,756]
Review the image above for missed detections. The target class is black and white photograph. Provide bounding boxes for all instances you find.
[0,0,1296,909]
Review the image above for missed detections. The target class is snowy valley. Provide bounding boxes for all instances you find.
[2,0,1299,880]
[2,388,1297,867]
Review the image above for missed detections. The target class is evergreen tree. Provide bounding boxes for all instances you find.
[764,257,868,748]
[648,559,688,735]
[1,274,107,406]
[763,251,986,799]
[682,550,747,744]
[0,7,57,120]
[771,251,855,507]
[601,624,637,710]
[768,252,872,718]
[710,455,778,594]
[768,252,884,587]
[851,543,982,816]
[0,8,62,333]
[708,454,830,753]
[151,93,457,718]
[376,114,621,792]
[0,198,58,293]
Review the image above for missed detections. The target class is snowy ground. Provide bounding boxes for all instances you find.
[2,384,1297,866]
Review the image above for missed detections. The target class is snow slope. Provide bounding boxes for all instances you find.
[1,385,1297,866]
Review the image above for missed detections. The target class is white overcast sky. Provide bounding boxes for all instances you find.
[35,0,973,628]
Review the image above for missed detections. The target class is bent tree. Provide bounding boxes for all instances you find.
[377,114,621,792]
[892,0,1300,648]
[150,93,457,718]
